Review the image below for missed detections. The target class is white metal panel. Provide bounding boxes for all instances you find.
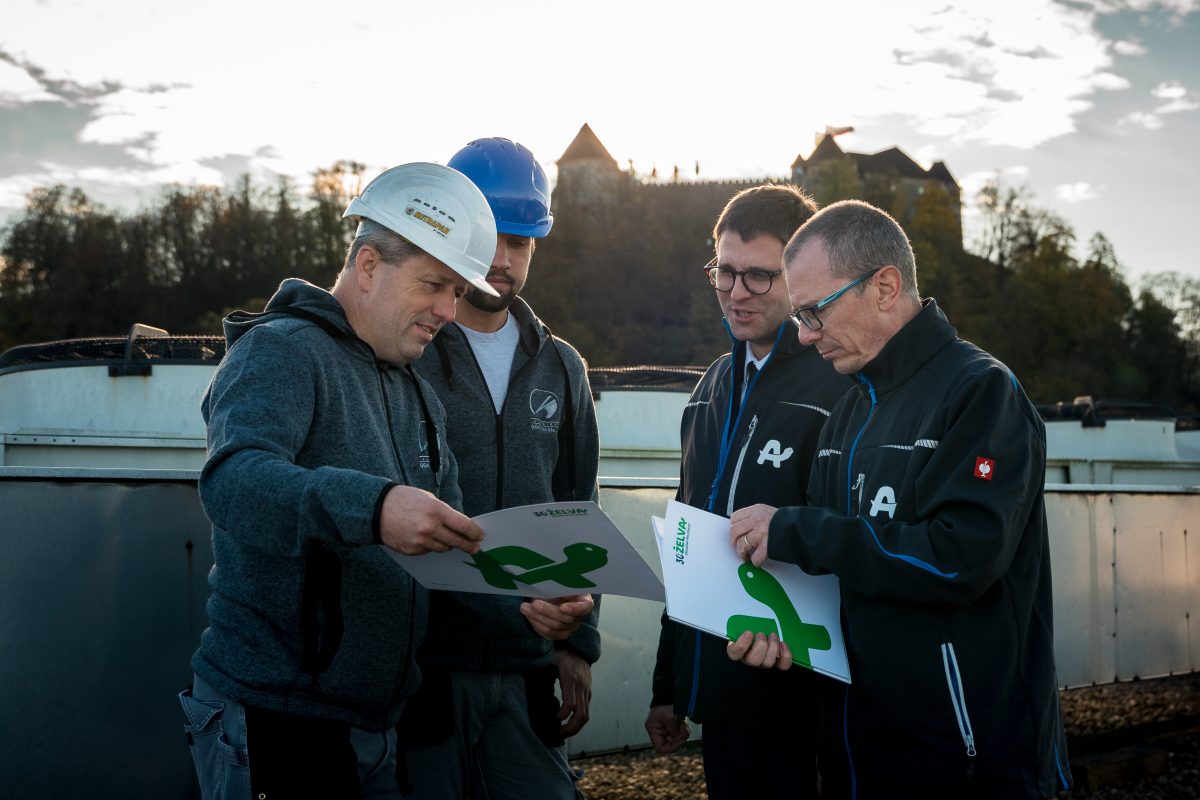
[1046,492,1117,687]
[0,364,212,439]
[594,390,688,452]
[1045,419,1180,462]
[1111,493,1198,678]
[1,435,206,469]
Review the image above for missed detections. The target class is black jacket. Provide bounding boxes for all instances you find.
[768,300,1072,798]
[651,322,853,725]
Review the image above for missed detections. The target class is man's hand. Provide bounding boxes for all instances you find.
[520,594,594,641]
[378,485,484,555]
[644,705,690,753]
[727,630,793,671]
[729,503,777,567]
[554,651,592,737]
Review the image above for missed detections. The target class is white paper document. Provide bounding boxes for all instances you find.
[655,500,850,683]
[387,501,664,602]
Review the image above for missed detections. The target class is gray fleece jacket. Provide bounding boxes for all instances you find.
[413,296,601,670]
[193,278,462,731]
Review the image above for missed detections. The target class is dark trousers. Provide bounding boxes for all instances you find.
[700,720,820,800]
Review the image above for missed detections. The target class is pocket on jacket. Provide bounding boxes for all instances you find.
[940,642,977,758]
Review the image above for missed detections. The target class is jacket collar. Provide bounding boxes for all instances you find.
[509,296,550,356]
[223,278,381,362]
[857,298,957,393]
[724,320,810,373]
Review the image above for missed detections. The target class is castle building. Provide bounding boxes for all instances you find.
[553,123,961,243]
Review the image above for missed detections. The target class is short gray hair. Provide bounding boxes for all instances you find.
[342,219,425,272]
[784,200,919,298]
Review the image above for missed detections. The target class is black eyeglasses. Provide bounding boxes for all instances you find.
[788,268,881,331]
[705,258,783,296]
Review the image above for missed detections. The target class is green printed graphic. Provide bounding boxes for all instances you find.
[466,542,608,590]
[726,563,832,668]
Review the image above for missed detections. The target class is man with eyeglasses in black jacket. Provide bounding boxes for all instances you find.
[645,183,852,799]
[730,200,1072,799]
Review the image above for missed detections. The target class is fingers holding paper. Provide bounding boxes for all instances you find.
[727,630,794,671]
[729,503,776,567]
[520,593,595,640]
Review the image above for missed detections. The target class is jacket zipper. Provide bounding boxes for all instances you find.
[377,367,409,484]
[851,472,865,517]
[941,642,978,758]
[844,376,877,516]
[725,415,759,516]
[378,366,419,710]
[843,375,878,796]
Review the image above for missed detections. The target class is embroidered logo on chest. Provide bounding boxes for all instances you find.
[529,388,561,433]
[417,420,432,469]
[868,486,897,518]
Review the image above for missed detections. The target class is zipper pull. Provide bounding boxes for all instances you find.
[851,472,865,515]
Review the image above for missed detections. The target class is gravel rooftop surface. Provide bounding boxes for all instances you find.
[569,672,1200,800]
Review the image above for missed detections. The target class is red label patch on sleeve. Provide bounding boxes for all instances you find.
[974,457,995,480]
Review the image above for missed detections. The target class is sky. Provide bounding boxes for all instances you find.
[1,0,1197,285]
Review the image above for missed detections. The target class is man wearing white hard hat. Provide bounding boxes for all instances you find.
[179,163,496,799]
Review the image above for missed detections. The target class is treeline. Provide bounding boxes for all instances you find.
[0,163,1197,410]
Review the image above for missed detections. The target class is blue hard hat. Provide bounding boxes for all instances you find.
[448,137,554,238]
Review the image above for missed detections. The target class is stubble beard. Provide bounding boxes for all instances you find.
[465,284,515,313]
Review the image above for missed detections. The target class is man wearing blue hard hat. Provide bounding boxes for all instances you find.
[402,138,601,799]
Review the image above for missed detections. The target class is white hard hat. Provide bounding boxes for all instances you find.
[343,162,499,297]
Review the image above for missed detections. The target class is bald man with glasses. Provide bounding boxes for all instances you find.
[645,184,851,800]
[729,200,1072,799]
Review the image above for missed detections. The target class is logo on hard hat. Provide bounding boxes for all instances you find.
[405,205,452,238]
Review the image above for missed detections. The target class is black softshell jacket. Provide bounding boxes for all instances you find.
[768,300,1072,799]
[651,323,853,725]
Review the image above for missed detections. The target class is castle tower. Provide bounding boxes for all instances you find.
[555,123,623,210]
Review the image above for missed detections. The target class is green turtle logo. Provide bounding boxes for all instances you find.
[465,542,608,591]
[726,563,832,668]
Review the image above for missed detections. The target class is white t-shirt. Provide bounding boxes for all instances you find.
[457,313,520,413]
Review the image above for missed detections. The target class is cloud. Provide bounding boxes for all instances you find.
[1150,81,1200,113]
[870,1,1134,148]
[1115,81,1197,130]
[0,54,57,106]
[0,0,1195,210]
[1056,182,1100,202]
[1081,0,1200,23]
[1153,81,1189,100]
[1113,39,1148,56]
[1119,110,1166,128]
[1157,97,1200,112]
[960,166,1032,205]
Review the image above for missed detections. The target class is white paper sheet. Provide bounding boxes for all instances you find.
[656,500,850,683]
[387,500,664,602]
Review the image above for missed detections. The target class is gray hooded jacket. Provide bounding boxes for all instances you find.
[413,296,601,670]
[193,278,462,731]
